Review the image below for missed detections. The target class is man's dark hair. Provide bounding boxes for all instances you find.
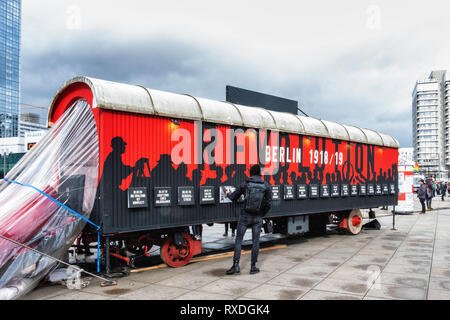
[250,165,261,176]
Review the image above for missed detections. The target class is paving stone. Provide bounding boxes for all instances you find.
[188,265,278,284]
[429,277,450,291]
[125,267,186,284]
[391,252,433,261]
[431,267,450,279]
[428,289,450,300]
[196,279,261,298]
[267,273,324,290]
[328,266,382,283]
[363,296,395,300]
[285,263,338,278]
[78,277,150,297]
[388,257,432,268]
[314,278,370,296]
[19,284,71,300]
[49,291,109,300]
[258,260,298,274]
[300,289,362,300]
[357,248,396,257]
[242,284,306,300]
[377,272,429,289]
[313,251,355,261]
[156,273,219,290]
[302,257,346,268]
[366,283,427,300]
[175,290,235,300]
[383,263,430,275]
[432,256,450,266]
[115,284,189,300]
[345,254,390,266]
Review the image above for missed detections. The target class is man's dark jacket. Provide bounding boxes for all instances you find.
[418,183,427,200]
[228,176,273,215]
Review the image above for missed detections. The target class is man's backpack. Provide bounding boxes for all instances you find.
[244,182,270,216]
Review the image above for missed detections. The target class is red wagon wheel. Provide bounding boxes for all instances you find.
[160,233,194,268]
[125,235,153,256]
[346,209,363,235]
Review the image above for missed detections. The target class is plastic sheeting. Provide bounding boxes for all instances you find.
[0,99,99,300]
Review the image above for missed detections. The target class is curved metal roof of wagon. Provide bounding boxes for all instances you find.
[49,76,400,149]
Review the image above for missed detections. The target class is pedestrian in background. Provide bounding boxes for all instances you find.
[426,183,433,210]
[418,179,427,214]
[441,181,447,201]
[223,222,236,237]
[192,224,203,240]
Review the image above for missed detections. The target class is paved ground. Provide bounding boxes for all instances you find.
[22,197,450,300]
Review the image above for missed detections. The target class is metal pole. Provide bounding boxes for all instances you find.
[391,205,397,231]
[105,236,111,277]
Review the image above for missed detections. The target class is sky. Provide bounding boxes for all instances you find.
[21,0,450,147]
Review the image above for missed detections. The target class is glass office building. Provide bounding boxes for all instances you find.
[0,0,20,138]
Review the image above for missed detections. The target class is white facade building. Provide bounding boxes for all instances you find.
[412,70,449,179]
[0,129,47,154]
[19,120,48,138]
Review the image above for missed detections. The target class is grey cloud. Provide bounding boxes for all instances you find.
[22,31,415,147]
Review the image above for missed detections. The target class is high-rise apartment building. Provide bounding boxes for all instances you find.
[0,0,21,138]
[412,70,449,179]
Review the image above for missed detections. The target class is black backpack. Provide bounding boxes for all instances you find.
[244,181,270,216]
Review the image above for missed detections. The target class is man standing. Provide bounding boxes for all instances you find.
[426,182,433,210]
[432,182,437,198]
[225,165,272,275]
[418,179,427,214]
[441,181,447,201]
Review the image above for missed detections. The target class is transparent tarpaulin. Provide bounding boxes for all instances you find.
[0,100,99,300]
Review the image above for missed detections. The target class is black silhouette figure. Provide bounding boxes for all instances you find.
[233,164,249,185]
[204,166,224,186]
[289,172,297,185]
[224,166,236,185]
[325,173,331,184]
[151,154,177,186]
[99,137,135,193]
[296,173,307,184]
[176,162,191,186]
[281,170,289,185]
[263,171,272,184]
[191,168,203,186]
[336,171,342,184]
[273,169,282,185]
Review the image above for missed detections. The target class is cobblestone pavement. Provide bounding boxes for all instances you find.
[22,197,450,300]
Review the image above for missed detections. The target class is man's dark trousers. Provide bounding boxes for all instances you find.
[419,198,426,213]
[233,212,263,265]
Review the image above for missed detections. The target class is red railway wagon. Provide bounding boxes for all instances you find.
[49,77,400,270]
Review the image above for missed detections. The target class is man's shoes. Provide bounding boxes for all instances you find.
[231,232,235,237]
[250,265,260,275]
[223,233,228,237]
[226,262,240,275]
